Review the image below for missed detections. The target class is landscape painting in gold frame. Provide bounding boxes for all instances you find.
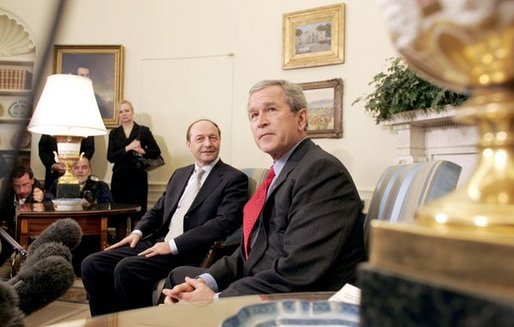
[54,45,124,128]
[300,78,343,138]
[282,4,345,70]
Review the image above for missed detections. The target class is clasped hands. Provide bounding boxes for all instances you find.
[162,276,215,304]
[126,139,146,155]
[32,187,44,203]
[50,162,65,175]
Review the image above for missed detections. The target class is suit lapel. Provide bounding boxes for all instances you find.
[163,166,194,225]
[246,139,314,267]
[130,123,141,141]
[188,160,225,212]
[267,139,313,199]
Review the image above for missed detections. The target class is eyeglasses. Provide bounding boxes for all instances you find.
[13,183,32,191]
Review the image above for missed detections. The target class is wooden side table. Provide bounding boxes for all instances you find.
[16,203,141,249]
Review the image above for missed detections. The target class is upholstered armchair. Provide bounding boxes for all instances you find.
[363,160,462,254]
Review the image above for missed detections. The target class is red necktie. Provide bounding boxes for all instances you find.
[242,166,275,258]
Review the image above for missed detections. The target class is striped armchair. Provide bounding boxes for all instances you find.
[363,160,462,254]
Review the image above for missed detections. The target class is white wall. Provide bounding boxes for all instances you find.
[2,0,398,203]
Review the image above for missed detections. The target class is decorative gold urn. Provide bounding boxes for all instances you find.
[55,135,82,198]
[378,0,514,234]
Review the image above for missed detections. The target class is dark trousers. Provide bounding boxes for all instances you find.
[81,238,198,316]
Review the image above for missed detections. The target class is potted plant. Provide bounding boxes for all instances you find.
[353,57,469,124]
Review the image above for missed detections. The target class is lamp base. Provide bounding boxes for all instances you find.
[57,183,80,199]
[54,135,82,199]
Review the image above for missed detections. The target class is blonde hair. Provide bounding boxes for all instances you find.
[119,99,134,113]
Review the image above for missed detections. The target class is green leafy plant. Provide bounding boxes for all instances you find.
[353,57,468,124]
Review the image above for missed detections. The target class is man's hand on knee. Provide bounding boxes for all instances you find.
[105,233,141,251]
[138,241,171,257]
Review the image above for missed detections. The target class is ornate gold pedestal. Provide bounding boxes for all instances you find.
[361,1,514,324]
[369,221,514,302]
[416,92,514,233]
[55,135,82,198]
[373,0,514,273]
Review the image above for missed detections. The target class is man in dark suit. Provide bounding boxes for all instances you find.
[162,80,366,303]
[81,119,248,316]
[44,156,113,276]
[0,166,44,277]
[44,156,113,205]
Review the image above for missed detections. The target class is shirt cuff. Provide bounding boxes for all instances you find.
[132,230,143,237]
[199,273,218,293]
[169,239,179,255]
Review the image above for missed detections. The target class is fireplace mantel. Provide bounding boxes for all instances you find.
[381,108,478,185]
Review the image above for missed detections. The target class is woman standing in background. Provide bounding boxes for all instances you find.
[107,100,161,240]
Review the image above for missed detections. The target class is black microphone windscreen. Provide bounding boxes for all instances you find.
[28,218,82,253]
[12,256,74,315]
[23,242,72,267]
[0,281,24,327]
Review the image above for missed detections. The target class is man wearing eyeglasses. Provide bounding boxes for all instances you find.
[0,166,44,277]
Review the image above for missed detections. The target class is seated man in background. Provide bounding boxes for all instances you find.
[38,134,95,191]
[44,155,113,276]
[162,80,366,304]
[81,119,248,316]
[0,166,44,278]
[45,156,113,204]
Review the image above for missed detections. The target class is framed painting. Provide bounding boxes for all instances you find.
[54,45,124,128]
[300,78,343,138]
[282,4,345,70]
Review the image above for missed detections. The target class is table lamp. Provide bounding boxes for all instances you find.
[28,74,107,198]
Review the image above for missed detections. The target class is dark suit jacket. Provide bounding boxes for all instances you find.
[135,160,248,261]
[207,139,366,296]
[45,176,114,204]
[38,134,95,190]
[0,178,44,263]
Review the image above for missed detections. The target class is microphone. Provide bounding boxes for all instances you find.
[22,242,72,269]
[11,219,82,315]
[27,218,82,254]
[9,255,75,315]
[0,281,24,327]
[0,218,83,321]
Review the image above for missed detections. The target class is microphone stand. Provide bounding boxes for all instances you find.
[0,228,26,257]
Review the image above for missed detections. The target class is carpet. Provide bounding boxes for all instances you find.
[59,279,88,304]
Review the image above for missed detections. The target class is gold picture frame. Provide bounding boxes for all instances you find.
[282,4,345,70]
[300,78,343,138]
[54,45,124,128]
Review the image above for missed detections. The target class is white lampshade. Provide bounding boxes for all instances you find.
[28,74,107,136]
